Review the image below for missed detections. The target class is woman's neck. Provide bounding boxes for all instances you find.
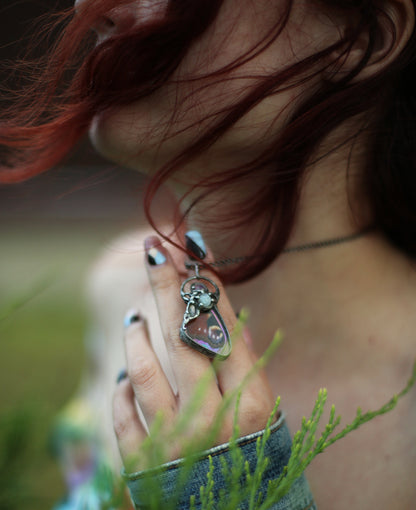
[227,230,415,352]
[171,129,416,357]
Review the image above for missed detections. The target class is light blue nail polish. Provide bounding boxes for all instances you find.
[147,247,167,266]
[185,230,207,259]
[116,369,128,384]
[124,309,141,328]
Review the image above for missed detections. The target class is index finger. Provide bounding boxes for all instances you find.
[144,236,220,406]
[184,232,260,393]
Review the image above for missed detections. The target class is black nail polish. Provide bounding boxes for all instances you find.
[144,236,167,266]
[124,310,141,328]
[147,247,167,266]
[185,230,207,260]
[116,369,128,384]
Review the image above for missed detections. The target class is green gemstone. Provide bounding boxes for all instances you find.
[199,293,212,309]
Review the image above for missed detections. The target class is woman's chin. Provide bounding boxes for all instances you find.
[89,114,125,162]
[88,114,154,173]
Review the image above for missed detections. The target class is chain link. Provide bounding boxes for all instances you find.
[185,226,374,269]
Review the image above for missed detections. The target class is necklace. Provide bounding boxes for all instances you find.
[194,225,375,269]
[280,225,374,253]
[181,225,374,359]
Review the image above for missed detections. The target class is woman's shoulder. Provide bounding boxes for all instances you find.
[84,227,156,337]
[85,225,180,299]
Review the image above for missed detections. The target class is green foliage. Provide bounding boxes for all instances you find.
[2,284,416,510]
[0,272,88,509]
[0,407,36,510]
[103,311,416,510]
[0,274,55,324]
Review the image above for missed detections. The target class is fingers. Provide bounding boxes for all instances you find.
[113,229,274,472]
[124,312,177,429]
[113,377,147,471]
[185,232,275,432]
[203,267,273,428]
[144,236,221,406]
[187,255,258,393]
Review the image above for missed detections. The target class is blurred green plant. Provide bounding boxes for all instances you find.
[0,407,35,509]
[99,310,416,510]
[0,274,55,324]
[0,278,55,508]
[0,276,85,510]
[2,289,416,510]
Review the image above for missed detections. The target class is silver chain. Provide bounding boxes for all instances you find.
[185,226,374,269]
[281,226,374,254]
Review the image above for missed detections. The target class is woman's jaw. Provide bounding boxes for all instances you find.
[86,0,372,261]
[87,0,342,174]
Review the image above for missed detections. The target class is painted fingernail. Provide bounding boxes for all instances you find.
[243,329,254,349]
[116,369,128,384]
[185,230,207,260]
[124,309,141,328]
[145,237,167,266]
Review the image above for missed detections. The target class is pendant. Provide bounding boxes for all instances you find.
[180,266,231,360]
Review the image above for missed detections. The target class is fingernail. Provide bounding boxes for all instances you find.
[124,309,141,328]
[185,230,207,260]
[243,328,254,350]
[145,237,167,266]
[116,369,128,384]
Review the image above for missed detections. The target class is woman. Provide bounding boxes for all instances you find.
[1,0,416,508]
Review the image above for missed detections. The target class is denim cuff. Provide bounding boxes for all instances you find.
[123,412,317,510]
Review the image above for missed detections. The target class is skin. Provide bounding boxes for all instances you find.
[85,0,340,178]
[76,0,416,508]
[115,237,275,466]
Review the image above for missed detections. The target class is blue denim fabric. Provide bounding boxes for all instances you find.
[123,412,317,509]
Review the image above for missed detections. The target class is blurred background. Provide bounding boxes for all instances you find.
[0,1,156,508]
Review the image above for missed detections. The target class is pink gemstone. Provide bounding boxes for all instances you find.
[183,307,231,359]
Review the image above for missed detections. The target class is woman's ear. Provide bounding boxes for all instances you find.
[328,0,415,81]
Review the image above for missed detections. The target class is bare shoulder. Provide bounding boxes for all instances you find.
[304,373,416,510]
[87,228,153,288]
[84,227,154,334]
[85,225,184,304]
[281,313,416,510]
[83,226,178,388]
[275,259,416,510]
[84,225,184,345]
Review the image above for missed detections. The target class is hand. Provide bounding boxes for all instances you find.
[112,234,276,472]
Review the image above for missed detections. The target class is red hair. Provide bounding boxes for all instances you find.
[1,0,416,283]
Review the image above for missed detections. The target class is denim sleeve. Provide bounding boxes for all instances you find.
[122,412,317,510]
